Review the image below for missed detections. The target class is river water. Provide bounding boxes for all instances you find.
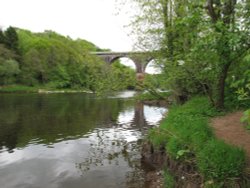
[0,92,167,188]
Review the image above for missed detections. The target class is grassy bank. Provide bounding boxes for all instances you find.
[0,85,39,93]
[149,97,247,187]
[0,85,92,94]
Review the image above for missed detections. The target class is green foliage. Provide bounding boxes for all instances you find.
[148,127,170,148]
[111,61,136,90]
[166,137,187,160]
[149,97,246,184]
[4,26,19,52]
[0,30,5,44]
[0,44,17,60]
[127,0,250,109]
[164,170,175,188]
[120,0,250,185]
[241,109,250,130]
[227,54,250,108]
[0,28,136,92]
[197,139,245,180]
[0,85,38,93]
[0,59,20,85]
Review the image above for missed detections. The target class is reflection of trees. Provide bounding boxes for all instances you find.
[74,101,166,187]
[75,128,133,172]
[0,94,166,187]
[0,94,127,151]
[75,128,148,187]
[0,93,164,152]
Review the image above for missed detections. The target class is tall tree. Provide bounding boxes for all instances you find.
[0,30,5,44]
[204,0,250,108]
[4,26,19,53]
[127,0,250,108]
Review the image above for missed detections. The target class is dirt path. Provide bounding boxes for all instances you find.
[211,111,250,166]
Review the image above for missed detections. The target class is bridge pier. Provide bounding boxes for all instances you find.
[132,58,149,82]
[136,73,145,82]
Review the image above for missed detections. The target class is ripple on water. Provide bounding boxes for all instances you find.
[0,93,167,188]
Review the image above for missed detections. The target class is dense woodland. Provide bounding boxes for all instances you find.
[0,27,136,93]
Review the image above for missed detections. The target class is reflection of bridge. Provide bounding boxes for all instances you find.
[127,102,166,128]
[91,51,155,80]
[117,102,153,128]
[133,102,147,127]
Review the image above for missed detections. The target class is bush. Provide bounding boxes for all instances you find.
[0,59,20,85]
[241,109,250,130]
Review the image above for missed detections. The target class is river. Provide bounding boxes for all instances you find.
[0,91,167,188]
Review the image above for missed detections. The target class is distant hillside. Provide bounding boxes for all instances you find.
[0,27,135,92]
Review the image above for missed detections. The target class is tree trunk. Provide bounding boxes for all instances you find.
[215,62,231,109]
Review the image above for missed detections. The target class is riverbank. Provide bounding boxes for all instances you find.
[144,97,249,187]
[135,90,172,107]
[0,85,93,94]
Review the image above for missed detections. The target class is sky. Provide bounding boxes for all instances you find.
[0,0,133,51]
[0,0,159,73]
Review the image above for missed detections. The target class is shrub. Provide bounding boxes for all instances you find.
[241,109,250,130]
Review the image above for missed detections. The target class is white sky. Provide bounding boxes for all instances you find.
[0,0,133,51]
[0,0,160,73]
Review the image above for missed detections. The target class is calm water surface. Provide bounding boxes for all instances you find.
[0,92,167,188]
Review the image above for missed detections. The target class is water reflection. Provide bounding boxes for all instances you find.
[117,102,167,128]
[0,93,166,188]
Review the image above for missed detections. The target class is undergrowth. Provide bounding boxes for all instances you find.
[149,97,246,187]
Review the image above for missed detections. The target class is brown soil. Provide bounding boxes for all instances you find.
[141,142,202,188]
[211,111,250,166]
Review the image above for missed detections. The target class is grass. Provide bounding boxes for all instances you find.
[148,97,246,187]
[0,85,39,93]
[0,84,92,93]
[164,170,175,188]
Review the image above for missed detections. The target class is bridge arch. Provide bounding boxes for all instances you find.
[110,57,136,70]
[109,55,151,74]
[92,51,154,74]
[109,56,132,64]
[145,59,161,74]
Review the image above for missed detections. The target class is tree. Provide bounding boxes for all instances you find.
[4,26,19,53]
[0,30,5,44]
[0,58,20,85]
[203,0,250,108]
[127,0,250,109]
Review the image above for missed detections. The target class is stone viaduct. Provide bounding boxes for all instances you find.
[91,51,155,81]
